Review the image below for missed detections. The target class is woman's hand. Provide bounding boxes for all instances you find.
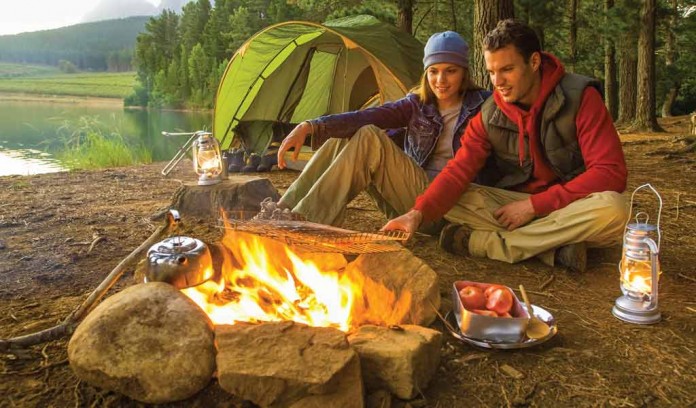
[277,121,312,169]
[381,209,423,234]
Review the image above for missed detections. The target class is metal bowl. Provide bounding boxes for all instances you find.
[452,281,529,343]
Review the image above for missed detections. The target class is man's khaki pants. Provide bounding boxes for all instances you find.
[280,125,429,226]
[445,185,629,265]
[280,125,628,266]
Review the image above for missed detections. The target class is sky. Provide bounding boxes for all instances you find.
[0,0,160,36]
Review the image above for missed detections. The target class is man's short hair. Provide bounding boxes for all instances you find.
[483,19,541,62]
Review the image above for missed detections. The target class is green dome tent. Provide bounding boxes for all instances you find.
[213,15,424,163]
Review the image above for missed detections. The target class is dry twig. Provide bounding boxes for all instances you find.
[0,215,174,352]
[539,274,555,291]
[87,236,106,254]
[677,273,696,283]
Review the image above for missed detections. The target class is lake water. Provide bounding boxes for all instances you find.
[0,99,212,176]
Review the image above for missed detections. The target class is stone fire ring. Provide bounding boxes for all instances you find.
[68,249,442,406]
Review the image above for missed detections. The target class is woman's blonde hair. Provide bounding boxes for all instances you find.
[412,66,482,105]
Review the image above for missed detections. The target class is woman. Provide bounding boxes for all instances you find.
[276,31,491,228]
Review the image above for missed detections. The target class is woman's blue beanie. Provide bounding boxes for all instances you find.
[423,31,469,69]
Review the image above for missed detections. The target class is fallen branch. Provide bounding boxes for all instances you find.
[0,217,173,352]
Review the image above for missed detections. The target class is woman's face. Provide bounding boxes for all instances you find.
[426,63,465,107]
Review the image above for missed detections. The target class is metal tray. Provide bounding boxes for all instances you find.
[445,304,558,349]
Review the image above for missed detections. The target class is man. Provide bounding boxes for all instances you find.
[383,19,629,272]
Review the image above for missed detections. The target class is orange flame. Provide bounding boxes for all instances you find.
[181,230,410,332]
[620,258,661,294]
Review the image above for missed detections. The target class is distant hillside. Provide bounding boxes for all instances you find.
[81,0,196,23]
[82,0,157,23]
[0,16,150,71]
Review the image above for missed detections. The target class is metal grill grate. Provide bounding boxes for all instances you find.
[219,211,410,254]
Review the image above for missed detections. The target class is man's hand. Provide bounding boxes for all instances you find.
[494,198,536,231]
[381,209,423,234]
[277,122,311,169]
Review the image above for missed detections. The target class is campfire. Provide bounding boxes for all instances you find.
[181,230,413,331]
[68,203,442,406]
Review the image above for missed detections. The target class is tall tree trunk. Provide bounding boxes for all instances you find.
[397,0,414,35]
[661,0,679,117]
[472,0,514,89]
[632,0,661,131]
[617,43,637,126]
[568,0,578,73]
[604,0,618,119]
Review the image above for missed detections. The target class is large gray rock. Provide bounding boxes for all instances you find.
[348,325,442,400]
[68,283,216,404]
[345,249,440,327]
[216,321,363,407]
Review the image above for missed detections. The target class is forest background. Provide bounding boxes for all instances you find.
[2,0,695,132]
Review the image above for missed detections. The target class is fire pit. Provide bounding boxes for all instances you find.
[68,210,442,405]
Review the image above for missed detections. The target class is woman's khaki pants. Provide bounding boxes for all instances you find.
[280,125,628,266]
[279,125,429,226]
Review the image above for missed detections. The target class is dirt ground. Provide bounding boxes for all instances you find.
[0,116,694,408]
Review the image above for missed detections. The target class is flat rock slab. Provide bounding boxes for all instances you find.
[170,176,280,219]
[345,249,440,327]
[348,324,442,400]
[68,283,216,404]
[216,321,363,407]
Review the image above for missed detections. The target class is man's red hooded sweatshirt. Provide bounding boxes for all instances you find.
[413,53,627,221]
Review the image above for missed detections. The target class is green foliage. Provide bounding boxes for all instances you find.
[0,16,148,71]
[58,60,78,73]
[54,116,152,170]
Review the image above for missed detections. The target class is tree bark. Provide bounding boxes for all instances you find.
[397,0,414,35]
[631,0,662,132]
[568,0,578,73]
[604,0,618,119]
[660,0,679,117]
[472,0,514,89]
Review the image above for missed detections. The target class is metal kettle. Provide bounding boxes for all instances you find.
[145,236,214,289]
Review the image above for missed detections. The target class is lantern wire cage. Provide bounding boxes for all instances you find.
[217,208,410,255]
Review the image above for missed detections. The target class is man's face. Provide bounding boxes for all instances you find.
[484,44,540,106]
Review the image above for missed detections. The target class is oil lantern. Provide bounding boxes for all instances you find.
[612,184,663,324]
[192,132,224,185]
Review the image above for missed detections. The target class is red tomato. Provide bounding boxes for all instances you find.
[459,286,486,310]
[486,287,513,314]
[472,309,499,317]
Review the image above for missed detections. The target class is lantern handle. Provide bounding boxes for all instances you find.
[625,183,662,251]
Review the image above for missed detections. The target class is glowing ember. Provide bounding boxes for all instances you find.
[181,230,409,332]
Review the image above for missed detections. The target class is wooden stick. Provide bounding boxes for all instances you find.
[428,300,458,335]
[678,273,696,283]
[0,221,170,352]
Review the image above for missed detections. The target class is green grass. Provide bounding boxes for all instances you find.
[55,116,152,169]
[0,63,136,98]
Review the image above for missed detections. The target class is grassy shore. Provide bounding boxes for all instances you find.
[0,63,135,99]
